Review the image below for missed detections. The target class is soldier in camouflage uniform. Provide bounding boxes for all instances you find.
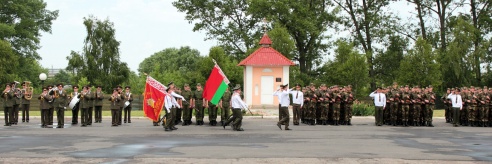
[383,87,391,125]
[400,86,411,127]
[442,88,452,123]
[318,84,329,125]
[389,83,401,126]
[343,85,355,126]
[488,88,492,127]
[411,86,424,126]
[424,86,435,127]
[305,84,317,125]
[469,87,479,127]
[332,86,342,126]
[301,87,309,124]
[477,88,487,127]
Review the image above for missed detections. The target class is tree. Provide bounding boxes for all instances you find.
[0,0,59,59]
[198,46,243,87]
[139,46,206,88]
[374,35,407,86]
[398,37,441,87]
[333,0,397,91]
[172,0,263,59]
[319,40,369,97]
[249,0,337,74]
[66,16,130,93]
[469,0,492,84]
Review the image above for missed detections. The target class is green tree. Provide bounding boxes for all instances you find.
[66,16,130,93]
[333,0,397,91]
[0,0,59,59]
[249,0,337,75]
[172,0,263,59]
[319,40,369,97]
[374,35,407,86]
[398,37,441,87]
[199,46,243,87]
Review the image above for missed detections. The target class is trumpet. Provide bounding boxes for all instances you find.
[24,81,33,100]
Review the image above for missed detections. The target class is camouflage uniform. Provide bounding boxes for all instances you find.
[318,89,330,125]
[400,91,411,126]
[332,90,342,126]
[343,91,355,125]
[424,91,435,127]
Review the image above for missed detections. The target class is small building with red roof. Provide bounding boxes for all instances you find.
[238,33,295,106]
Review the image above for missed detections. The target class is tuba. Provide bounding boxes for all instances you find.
[24,81,33,100]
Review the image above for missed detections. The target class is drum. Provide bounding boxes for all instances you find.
[69,97,80,109]
[124,101,130,108]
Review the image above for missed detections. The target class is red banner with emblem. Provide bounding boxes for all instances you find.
[143,76,166,122]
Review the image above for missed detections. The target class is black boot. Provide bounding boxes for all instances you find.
[347,120,352,126]
[392,121,396,126]
[471,121,475,127]
[428,122,434,127]
[335,120,339,126]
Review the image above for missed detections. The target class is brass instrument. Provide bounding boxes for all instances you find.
[13,81,22,99]
[24,81,33,100]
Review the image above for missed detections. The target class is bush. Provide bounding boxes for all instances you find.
[352,103,374,116]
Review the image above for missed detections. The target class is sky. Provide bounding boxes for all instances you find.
[38,0,218,72]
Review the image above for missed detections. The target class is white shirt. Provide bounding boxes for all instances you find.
[231,93,248,109]
[447,93,463,109]
[274,89,291,107]
[290,90,304,107]
[164,94,180,112]
[170,91,186,101]
[369,92,386,107]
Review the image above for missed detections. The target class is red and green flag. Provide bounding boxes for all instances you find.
[203,63,230,105]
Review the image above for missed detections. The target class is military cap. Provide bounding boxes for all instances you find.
[295,83,301,87]
[196,83,202,86]
[233,85,241,91]
[96,85,102,88]
[125,86,131,89]
[116,85,122,89]
[73,85,79,89]
[184,84,189,87]
[320,84,326,87]
[167,81,174,86]
[57,83,63,87]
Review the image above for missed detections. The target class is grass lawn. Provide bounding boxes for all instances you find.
[3,109,447,117]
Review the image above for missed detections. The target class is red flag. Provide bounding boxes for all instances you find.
[143,76,166,122]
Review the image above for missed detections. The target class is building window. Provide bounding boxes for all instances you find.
[276,78,281,82]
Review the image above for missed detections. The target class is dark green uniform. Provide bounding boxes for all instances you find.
[477,93,487,127]
[53,90,68,128]
[318,90,329,125]
[39,93,52,127]
[94,91,104,123]
[3,89,14,126]
[442,93,451,123]
[78,92,93,127]
[424,91,435,126]
[12,90,21,124]
[194,89,205,125]
[123,92,134,123]
[389,89,400,126]
[332,91,342,125]
[208,101,218,125]
[21,89,31,123]
[401,91,411,126]
[343,91,355,125]
[220,90,232,125]
[411,92,423,126]
[181,89,194,125]
[109,94,121,126]
[469,93,479,126]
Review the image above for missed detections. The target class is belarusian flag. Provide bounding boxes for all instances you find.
[203,63,230,105]
[143,76,166,122]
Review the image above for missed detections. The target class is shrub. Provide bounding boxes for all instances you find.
[352,103,374,116]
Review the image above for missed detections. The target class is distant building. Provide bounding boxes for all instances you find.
[47,68,63,78]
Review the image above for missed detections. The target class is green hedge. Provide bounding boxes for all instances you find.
[352,103,375,116]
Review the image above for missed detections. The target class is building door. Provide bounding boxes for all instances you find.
[261,76,274,104]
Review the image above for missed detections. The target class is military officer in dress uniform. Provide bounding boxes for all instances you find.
[53,83,68,128]
[275,84,292,130]
[94,86,104,123]
[21,82,32,123]
[116,85,126,125]
[223,85,248,131]
[69,85,80,124]
[39,87,53,128]
[109,88,121,126]
[78,85,93,127]
[47,85,54,125]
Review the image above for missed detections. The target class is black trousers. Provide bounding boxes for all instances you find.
[41,109,49,126]
[118,107,123,124]
[375,106,384,125]
[72,105,79,124]
[49,107,54,125]
[124,107,132,122]
[13,104,19,123]
[4,107,12,125]
[22,104,30,122]
[81,108,89,126]
[88,107,93,124]
[95,106,102,122]
[56,107,65,127]
[453,107,461,126]
[111,109,120,125]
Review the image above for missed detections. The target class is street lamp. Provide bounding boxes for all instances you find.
[39,73,47,87]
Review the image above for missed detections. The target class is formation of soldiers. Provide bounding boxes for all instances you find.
[293,83,356,126]
[443,87,492,127]
[2,82,134,128]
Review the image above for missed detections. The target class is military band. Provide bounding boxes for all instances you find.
[123,86,133,123]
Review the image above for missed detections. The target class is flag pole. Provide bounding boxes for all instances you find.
[212,58,218,65]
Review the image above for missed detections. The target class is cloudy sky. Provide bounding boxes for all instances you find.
[38,0,218,72]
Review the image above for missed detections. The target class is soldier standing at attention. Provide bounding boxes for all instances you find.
[343,85,355,126]
[442,88,451,123]
[86,85,95,125]
[181,84,194,126]
[123,86,134,123]
[370,87,386,126]
[290,84,304,126]
[53,84,68,128]
[317,84,328,125]
[223,85,248,131]
[193,83,205,125]
[78,86,93,127]
[206,97,218,126]
[424,86,436,127]
[69,86,80,125]
[3,84,14,126]
[47,85,54,126]
[94,86,104,123]
[109,88,121,127]
[219,87,232,126]
[275,84,292,130]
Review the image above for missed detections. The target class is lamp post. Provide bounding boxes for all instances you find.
[39,73,47,88]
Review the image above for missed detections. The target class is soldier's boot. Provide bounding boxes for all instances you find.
[317,119,322,125]
[347,120,352,126]
[413,121,418,127]
[485,121,488,127]
[470,121,475,127]
[392,121,396,126]
[335,120,339,126]
[311,120,316,126]
[428,122,434,127]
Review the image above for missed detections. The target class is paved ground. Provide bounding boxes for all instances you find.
[0,116,491,164]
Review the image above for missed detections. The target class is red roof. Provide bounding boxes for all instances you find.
[259,33,272,45]
[238,46,295,66]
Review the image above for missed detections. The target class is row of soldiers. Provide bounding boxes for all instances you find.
[443,86,492,127]
[2,82,134,128]
[379,84,437,127]
[288,84,356,126]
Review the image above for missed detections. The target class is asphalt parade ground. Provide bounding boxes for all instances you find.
[0,117,491,164]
